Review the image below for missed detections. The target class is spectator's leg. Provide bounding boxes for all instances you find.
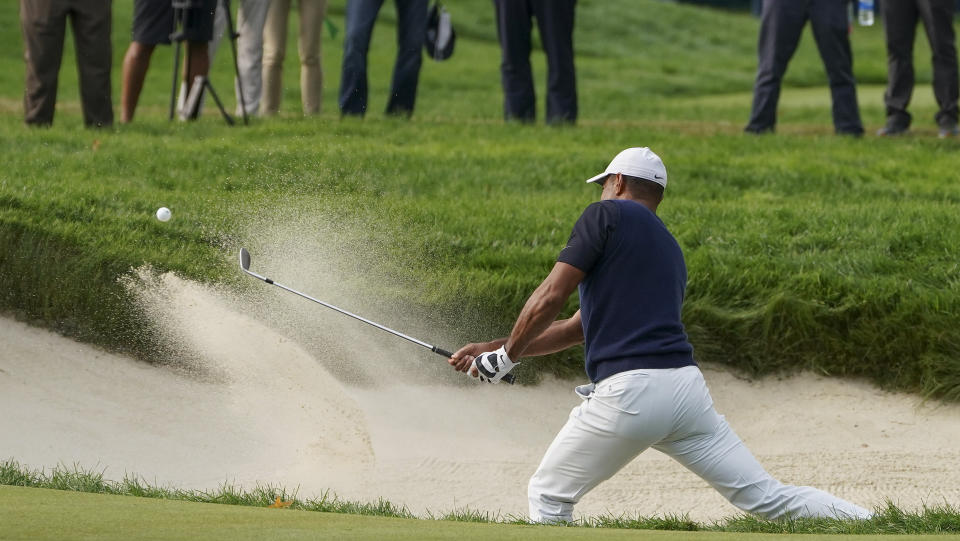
[20,0,67,126]
[183,0,215,84]
[809,0,863,134]
[917,0,959,129]
[299,0,326,114]
[235,0,272,115]
[121,42,156,123]
[493,0,536,122]
[880,0,918,131]
[745,0,808,133]
[185,41,211,84]
[385,0,427,116]
[339,0,384,116]
[262,0,290,115]
[121,0,172,122]
[71,0,114,127]
[531,0,577,124]
[209,0,228,62]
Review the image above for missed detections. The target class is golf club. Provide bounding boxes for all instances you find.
[238,248,515,384]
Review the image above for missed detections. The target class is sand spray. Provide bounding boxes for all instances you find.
[120,205,577,514]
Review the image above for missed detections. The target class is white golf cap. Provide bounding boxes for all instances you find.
[585,147,667,188]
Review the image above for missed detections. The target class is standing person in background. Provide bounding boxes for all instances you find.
[492,0,577,125]
[19,0,113,127]
[878,0,958,137]
[262,0,326,115]
[121,0,217,123]
[210,0,273,116]
[745,0,863,135]
[338,0,428,118]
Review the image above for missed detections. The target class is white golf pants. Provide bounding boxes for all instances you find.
[528,366,872,523]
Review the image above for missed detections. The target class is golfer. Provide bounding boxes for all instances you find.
[449,148,872,523]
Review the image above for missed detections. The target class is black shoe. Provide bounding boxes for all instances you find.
[744,125,774,135]
[938,125,959,138]
[876,124,908,136]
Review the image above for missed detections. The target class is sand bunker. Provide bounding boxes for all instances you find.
[2,266,959,521]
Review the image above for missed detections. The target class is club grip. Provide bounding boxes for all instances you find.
[433,346,455,358]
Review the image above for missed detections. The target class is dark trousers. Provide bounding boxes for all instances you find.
[338,0,427,116]
[20,0,113,127]
[881,0,959,129]
[493,0,577,124]
[746,0,862,134]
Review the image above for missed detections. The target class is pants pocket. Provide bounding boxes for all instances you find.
[591,375,650,415]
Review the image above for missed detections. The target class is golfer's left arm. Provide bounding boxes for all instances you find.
[448,311,582,372]
[503,262,584,360]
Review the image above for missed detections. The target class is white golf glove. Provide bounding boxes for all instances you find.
[471,346,518,384]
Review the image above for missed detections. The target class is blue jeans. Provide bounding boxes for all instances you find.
[338,0,427,116]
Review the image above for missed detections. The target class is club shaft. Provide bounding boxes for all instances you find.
[241,258,514,384]
[244,268,439,352]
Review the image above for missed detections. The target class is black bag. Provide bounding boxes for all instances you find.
[425,2,455,61]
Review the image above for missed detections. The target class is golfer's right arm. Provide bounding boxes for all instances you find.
[518,311,584,355]
[448,311,583,372]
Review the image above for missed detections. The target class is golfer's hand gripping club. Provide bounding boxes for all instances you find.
[471,347,519,384]
[447,343,517,384]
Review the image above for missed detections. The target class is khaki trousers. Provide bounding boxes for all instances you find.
[20,0,113,126]
[262,0,326,115]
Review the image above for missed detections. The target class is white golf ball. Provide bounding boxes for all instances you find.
[156,207,172,222]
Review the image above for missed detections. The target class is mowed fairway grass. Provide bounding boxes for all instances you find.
[2,486,953,541]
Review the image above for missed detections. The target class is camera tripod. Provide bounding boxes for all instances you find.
[168,0,248,125]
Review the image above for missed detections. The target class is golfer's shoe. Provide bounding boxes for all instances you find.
[939,125,959,139]
[473,346,518,384]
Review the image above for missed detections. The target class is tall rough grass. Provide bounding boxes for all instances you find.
[1,1,957,398]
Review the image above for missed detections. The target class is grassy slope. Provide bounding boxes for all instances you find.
[1,2,958,397]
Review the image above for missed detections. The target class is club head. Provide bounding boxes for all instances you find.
[239,248,251,271]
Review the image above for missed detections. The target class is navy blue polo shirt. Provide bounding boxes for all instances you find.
[557,199,696,383]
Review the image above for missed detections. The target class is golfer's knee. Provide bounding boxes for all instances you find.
[527,474,573,524]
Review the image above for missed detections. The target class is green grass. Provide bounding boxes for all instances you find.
[2,1,959,399]
[4,460,960,537]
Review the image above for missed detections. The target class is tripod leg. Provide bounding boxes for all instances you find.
[169,40,182,121]
[204,78,235,126]
[224,0,248,125]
